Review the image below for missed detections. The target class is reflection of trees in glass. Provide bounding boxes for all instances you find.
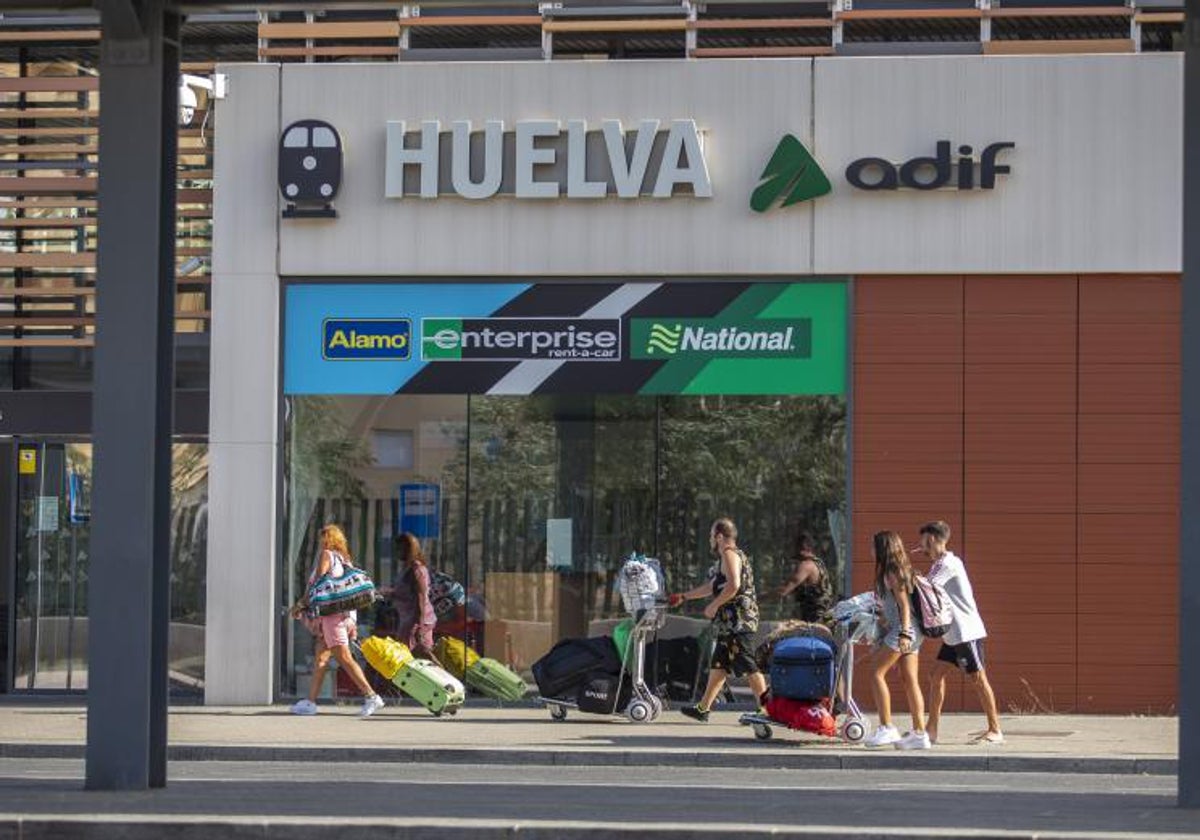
[170,444,209,625]
[442,395,847,620]
[447,397,558,575]
[658,396,846,619]
[285,397,372,594]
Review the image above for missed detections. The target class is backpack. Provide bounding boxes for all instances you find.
[909,574,953,638]
[428,571,466,617]
[407,566,465,618]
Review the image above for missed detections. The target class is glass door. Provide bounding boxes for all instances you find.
[13,441,91,691]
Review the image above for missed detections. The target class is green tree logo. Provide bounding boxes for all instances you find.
[646,323,683,355]
[751,134,832,213]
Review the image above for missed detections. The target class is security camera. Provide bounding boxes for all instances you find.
[179,81,198,126]
[177,73,227,128]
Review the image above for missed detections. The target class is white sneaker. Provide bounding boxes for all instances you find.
[895,730,932,751]
[864,724,901,748]
[291,699,318,716]
[358,693,385,718]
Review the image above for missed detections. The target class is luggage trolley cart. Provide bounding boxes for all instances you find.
[617,553,669,722]
[539,553,668,723]
[739,599,878,743]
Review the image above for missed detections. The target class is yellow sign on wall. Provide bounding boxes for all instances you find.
[18,449,36,475]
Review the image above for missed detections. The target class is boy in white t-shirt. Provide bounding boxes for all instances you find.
[915,520,1003,745]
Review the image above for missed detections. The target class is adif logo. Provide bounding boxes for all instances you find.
[751,134,832,212]
[631,318,813,360]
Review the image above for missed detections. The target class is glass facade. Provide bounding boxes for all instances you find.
[281,392,846,700]
[11,441,209,694]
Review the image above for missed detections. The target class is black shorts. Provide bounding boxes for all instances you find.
[711,631,760,677]
[937,640,986,675]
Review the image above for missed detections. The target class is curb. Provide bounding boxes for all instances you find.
[0,817,1189,840]
[0,743,1177,775]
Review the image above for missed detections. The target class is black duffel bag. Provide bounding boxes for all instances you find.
[532,636,622,700]
[575,671,633,715]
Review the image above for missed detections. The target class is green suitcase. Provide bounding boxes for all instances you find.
[391,658,465,716]
[466,657,528,702]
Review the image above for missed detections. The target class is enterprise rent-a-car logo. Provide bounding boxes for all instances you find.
[630,318,811,359]
[421,318,621,361]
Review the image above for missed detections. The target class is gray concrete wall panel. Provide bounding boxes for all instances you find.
[207,65,282,705]
[277,60,815,277]
[812,54,1182,274]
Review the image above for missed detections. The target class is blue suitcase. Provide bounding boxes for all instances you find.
[769,635,835,702]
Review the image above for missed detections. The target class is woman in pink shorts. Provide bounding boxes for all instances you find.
[291,524,384,718]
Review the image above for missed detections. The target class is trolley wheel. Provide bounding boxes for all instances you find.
[549,705,568,721]
[627,700,652,723]
[649,695,664,719]
[753,723,773,741]
[447,706,459,717]
[842,718,866,743]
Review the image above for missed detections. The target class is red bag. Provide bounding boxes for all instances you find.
[766,695,837,737]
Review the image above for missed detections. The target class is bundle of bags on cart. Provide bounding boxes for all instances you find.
[532,635,630,714]
[617,553,666,615]
[756,622,838,737]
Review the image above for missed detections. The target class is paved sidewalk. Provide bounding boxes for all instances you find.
[0,703,1179,774]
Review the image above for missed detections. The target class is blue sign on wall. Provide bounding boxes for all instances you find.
[399,483,440,539]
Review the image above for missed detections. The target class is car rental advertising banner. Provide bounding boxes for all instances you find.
[283,281,846,396]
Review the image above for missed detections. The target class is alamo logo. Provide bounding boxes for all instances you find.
[322,319,412,360]
[630,318,812,360]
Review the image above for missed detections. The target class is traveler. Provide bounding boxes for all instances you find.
[915,520,1003,745]
[669,517,770,721]
[390,531,439,662]
[863,530,930,750]
[291,524,385,718]
[776,530,835,625]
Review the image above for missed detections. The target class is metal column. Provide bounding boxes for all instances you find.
[85,0,178,790]
[1182,0,1200,811]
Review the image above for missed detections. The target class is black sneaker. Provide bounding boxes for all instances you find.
[680,704,710,722]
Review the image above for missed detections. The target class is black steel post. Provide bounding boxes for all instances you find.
[85,0,178,790]
[1182,0,1200,811]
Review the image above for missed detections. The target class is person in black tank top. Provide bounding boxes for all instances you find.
[777,531,835,625]
[668,517,770,722]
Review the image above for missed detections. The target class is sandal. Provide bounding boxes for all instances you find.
[969,731,1005,745]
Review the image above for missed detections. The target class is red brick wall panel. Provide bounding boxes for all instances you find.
[966,317,1077,365]
[964,275,1078,315]
[966,414,1075,464]
[966,463,1077,514]
[1076,665,1177,713]
[965,364,1077,415]
[855,314,962,365]
[1078,514,1177,563]
[855,276,963,314]
[1079,364,1180,414]
[1079,414,1179,465]
[1078,462,1178,514]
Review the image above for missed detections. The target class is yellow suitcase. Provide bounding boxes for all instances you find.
[360,635,413,681]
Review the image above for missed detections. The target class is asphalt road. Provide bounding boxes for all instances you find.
[0,759,1195,838]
